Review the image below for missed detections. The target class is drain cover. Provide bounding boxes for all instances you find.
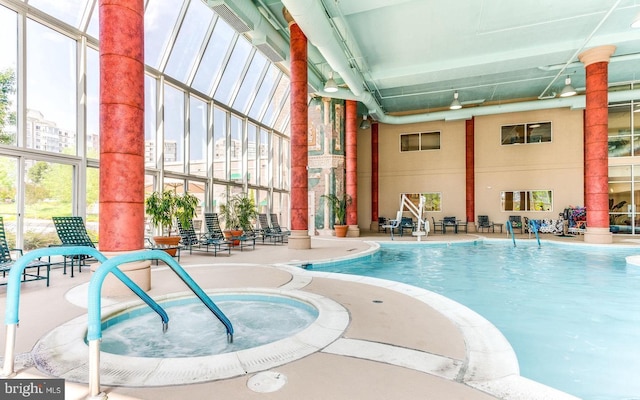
[247,371,288,393]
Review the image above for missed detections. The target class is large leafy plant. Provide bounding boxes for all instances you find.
[145,190,199,236]
[321,193,352,226]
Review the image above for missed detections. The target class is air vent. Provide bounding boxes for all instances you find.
[208,0,252,33]
[253,36,285,62]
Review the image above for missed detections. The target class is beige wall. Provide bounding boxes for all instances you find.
[356,107,585,230]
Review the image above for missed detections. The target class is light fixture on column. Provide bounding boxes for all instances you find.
[324,71,338,93]
[359,114,371,129]
[449,91,462,110]
[559,76,577,97]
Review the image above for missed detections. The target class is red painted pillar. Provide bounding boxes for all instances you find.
[578,45,616,244]
[345,100,358,235]
[99,0,145,251]
[371,122,379,227]
[465,118,475,226]
[285,11,311,249]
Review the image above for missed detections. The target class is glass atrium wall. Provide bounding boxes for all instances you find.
[0,0,291,249]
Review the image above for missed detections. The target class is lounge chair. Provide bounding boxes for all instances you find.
[477,215,495,232]
[258,213,285,244]
[269,214,291,239]
[177,219,231,256]
[508,215,524,234]
[52,216,96,277]
[431,217,443,234]
[1,216,50,287]
[204,213,253,251]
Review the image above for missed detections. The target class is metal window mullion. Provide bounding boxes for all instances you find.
[242,59,269,115]
[76,36,88,217]
[157,75,165,186]
[157,0,190,73]
[210,33,239,97]
[184,92,190,174]
[242,116,248,191]
[206,100,214,211]
[79,0,95,33]
[227,47,255,107]
[186,15,217,87]
[256,69,283,122]
[225,110,231,181]
[17,9,26,148]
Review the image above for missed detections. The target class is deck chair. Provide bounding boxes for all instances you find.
[508,215,524,234]
[431,217,443,234]
[52,216,96,277]
[381,211,402,239]
[258,213,285,244]
[269,214,291,239]
[399,217,414,236]
[204,213,251,251]
[477,215,495,232]
[1,217,50,287]
[177,219,230,256]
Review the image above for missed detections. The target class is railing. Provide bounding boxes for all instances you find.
[505,220,516,247]
[528,220,541,247]
[1,246,169,383]
[2,246,234,400]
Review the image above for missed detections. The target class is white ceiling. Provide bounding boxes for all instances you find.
[222,0,640,118]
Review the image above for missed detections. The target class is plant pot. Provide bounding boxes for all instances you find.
[223,230,243,246]
[152,236,181,256]
[334,225,349,238]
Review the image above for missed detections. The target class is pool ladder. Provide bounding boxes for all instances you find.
[1,246,234,400]
[505,220,541,247]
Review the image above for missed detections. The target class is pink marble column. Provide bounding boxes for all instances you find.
[345,101,358,235]
[371,122,379,228]
[465,118,475,227]
[285,12,311,249]
[578,45,616,244]
[99,0,145,251]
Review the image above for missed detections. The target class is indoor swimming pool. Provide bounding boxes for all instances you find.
[308,240,640,400]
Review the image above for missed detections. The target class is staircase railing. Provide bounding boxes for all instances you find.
[505,220,516,247]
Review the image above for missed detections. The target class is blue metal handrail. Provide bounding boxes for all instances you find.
[87,250,233,342]
[505,220,516,247]
[2,246,169,380]
[528,220,541,247]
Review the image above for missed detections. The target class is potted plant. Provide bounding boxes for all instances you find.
[145,190,199,253]
[321,193,352,237]
[219,193,258,244]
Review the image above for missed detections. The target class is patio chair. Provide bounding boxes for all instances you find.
[509,215,524,234]
[381,211,402,239]
[177,219,230,256]
[269,214,291,238]
[1,216,50,287]
[258,213,285,244]
[52,216,97,277]
[442,216,457,233]
[399,217,414,236]
[456,219,468,233]
[477,215,495,232]
[204,212,251,251]
[431,217,443,234]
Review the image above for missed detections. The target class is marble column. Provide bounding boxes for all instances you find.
[345,100,359,236]
[370,122,379,231]
[285,10,311,249]
[578,45,616,244]
[465,118,475,229]
[98,0,150,293]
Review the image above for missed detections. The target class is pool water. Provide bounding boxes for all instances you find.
[99,294,319,358]
[308,240,640,400]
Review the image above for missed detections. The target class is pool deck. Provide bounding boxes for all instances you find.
[2,231,637,399]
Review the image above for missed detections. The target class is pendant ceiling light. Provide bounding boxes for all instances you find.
[324,71,338,93]
[359,114,370,129]
[449,91,462,110]
[559,76,577,97]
